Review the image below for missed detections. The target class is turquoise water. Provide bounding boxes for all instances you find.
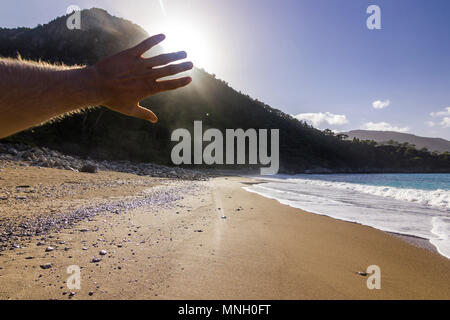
[245,173,450,258]
[293,173,450,191]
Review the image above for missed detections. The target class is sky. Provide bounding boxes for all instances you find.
[1,0,450,140]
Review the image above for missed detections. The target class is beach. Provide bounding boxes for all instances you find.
[1,164,450,300]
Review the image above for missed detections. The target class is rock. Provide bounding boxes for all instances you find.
[36,241,46,246]
[221,216,227,219]
[357,272,368,277]
[25,256,34,260]
[91,257,101,263]
[79,164,98,174]
[89,291,94,296]
[99,250,107,256]
[69,292,76,297]
[45,246,54,252]
[40,263,52,269]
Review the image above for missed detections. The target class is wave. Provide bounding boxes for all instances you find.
[284,178,450,211]
[244,175,450,259]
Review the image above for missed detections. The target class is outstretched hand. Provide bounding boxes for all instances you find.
[90,34,193,123]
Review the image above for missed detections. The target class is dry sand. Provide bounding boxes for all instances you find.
[0,166,449,300]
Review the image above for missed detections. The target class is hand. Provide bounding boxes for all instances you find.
[90,34,193,123]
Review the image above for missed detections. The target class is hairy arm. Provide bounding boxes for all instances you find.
[0,34,193,138]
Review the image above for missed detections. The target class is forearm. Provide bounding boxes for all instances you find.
[0,58,102,138]
[0,35,193,138]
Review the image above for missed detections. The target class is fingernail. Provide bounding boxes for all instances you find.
[149,115,158,124]
[179,51,187,58]
[158,34,165,40]
[186,62,194,69]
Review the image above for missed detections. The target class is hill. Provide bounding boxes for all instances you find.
[345,130,450,154]
[0,8,449,173]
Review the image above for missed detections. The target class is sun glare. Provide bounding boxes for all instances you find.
[160,20,211,71]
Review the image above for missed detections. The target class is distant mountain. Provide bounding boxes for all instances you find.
[345,130,450,154]
[0,8,449,173]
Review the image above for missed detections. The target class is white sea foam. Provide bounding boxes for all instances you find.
[244,175,450,259]
[285,178,450,211]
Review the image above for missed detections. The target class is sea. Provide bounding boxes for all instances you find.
[244,173,450,259]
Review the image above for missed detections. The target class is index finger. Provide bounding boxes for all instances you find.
[128,34,166,57]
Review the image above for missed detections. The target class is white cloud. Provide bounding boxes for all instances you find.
[361,122,410,133]
[372,100,390,109]
[425,121,435,127]
[440,117,450,128]
[430,107,450,118]
[294,112,349,127]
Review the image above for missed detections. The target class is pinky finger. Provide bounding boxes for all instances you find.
[156,77,192,92]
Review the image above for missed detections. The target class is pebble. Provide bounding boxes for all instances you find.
[40,263,52,269]
[45,246,54,252]
[91,257,101,263]
[99,250,107,256]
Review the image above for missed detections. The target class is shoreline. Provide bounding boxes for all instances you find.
[1,165,450,299]
[245,180,440,255]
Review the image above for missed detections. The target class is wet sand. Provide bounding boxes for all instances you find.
[1,166,450,299]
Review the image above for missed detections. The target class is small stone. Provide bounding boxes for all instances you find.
[40,263,52,269]
[357,272,368,277]
[80,228,89,232]
[79,164,97,174]
[25,256,34,260]
[194,230,203,233]
[89,291,94,296]
[91,257,101,263]
[221,216,227,219]
[99,250,107,256]
[45,246,54,252]
[69,292,76,297]
[36,241,45,246]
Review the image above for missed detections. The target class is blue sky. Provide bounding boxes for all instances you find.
[1,0,450,139]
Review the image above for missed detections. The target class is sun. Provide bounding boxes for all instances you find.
[159,20,211,71]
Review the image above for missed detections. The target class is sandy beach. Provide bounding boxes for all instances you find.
[1,164,450,300]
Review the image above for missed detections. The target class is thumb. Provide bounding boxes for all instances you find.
[127,103,158,124]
